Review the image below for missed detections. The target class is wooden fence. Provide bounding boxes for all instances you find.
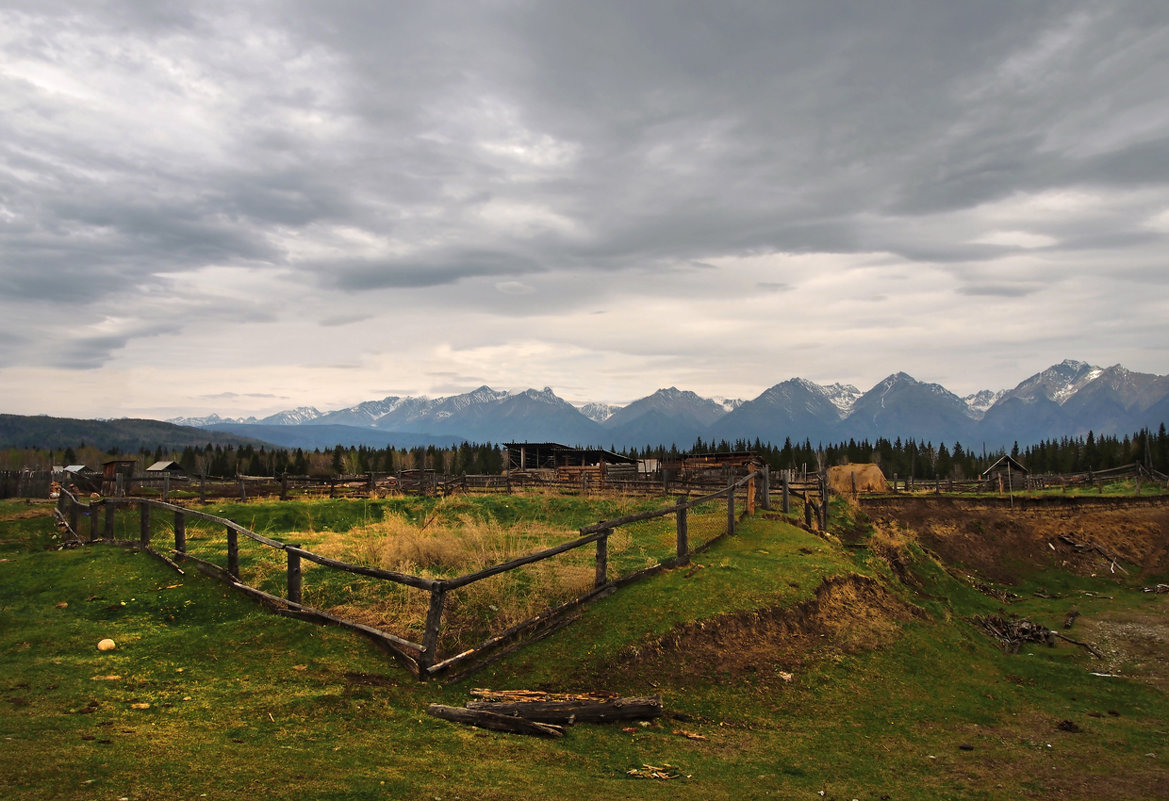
[53,470,769,680]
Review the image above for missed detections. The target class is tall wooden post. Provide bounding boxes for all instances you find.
[726,480,736,536]
[675,497,689,565]
[139,502,151,547]
[174,511,186,560]
[595,529,610,587]
[759,465,771,511]
[420,583,447,674]
[782,470,790,514]
[162,473,170,502]
[286,544,302,605]
[227,527,239,579]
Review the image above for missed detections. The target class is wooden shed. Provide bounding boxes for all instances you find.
[980,455,1029,492]
[101,459,137,497]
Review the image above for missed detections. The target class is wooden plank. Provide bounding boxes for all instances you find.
[443,531,606,590]
[285,546,436,591]
[426,704,566,738]
[464,695,662,724]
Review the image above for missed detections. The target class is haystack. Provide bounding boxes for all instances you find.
[827,464,888,495]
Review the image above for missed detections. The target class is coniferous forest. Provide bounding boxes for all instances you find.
[4,425,1167,481]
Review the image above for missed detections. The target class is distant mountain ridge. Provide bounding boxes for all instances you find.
[164,360,1169,451]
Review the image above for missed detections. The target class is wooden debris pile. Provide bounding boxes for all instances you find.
[1142,583,1169,594]
[973,614,1055,653]
[428,689,663,738]
[972,614,1103,659]
[1056,534,1130,574]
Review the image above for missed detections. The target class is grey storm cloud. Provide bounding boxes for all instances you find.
[1,0,1168,415]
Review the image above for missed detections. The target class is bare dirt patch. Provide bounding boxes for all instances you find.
[862,498,1169,584]
[606,574,923,686]
[1077,597,1169,692]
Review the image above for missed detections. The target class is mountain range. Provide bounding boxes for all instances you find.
[166,360,1169,452]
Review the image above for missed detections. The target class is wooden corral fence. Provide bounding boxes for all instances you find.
[53,470,770,680]
[876,462,1168,496]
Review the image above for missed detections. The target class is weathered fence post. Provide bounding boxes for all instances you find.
[227,527,239,579]
[823,474,830,531]
[280,473,289,501]
[782,470,790,514]
[200,474,206,504]
[68,496,79,534]
[675,497,689,565]
[420,583,447,674]
[759,465,771,511]
[174,510,186,560]
[286,544,302,605]
[139,501,151,547]
[595,529,610,587]
[239,477,247,502]
[162,473,170,503]
[104,501,115,540]
[726,480,736,536]
[89,502,100,542]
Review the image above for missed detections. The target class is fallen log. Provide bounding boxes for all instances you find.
[1052,631,1103,660]
[465,695,663,724]
[426,704,566,738]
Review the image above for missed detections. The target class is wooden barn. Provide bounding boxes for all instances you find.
[504,442,637,486]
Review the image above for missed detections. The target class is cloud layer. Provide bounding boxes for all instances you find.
[2,1,1167,417]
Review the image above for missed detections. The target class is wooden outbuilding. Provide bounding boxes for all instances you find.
[980,455,1029,492]
[101,459,137,497]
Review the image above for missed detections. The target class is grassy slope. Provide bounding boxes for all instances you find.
[1,498,1166,800]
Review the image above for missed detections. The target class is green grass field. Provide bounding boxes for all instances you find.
[2,495,1166,800]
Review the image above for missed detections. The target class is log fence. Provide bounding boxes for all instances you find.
[53,470,768,680]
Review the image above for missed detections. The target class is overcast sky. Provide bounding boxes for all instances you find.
[2,1,1168,419]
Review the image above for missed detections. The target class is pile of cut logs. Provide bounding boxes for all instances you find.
[428,689,662,738]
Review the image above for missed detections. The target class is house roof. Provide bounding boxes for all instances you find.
[146,460,183,472]
[981,454,1028,476]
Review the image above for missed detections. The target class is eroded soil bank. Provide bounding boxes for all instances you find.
[859,496,1169,584]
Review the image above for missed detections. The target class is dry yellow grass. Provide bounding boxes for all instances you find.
[304,509,605,655]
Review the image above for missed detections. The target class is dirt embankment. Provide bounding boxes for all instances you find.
[860,497,1169,585]
[605,574,923,687]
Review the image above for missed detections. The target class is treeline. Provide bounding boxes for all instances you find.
[2,441,505,479]
[5,425,1167,481]
[629,423,1169,480]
